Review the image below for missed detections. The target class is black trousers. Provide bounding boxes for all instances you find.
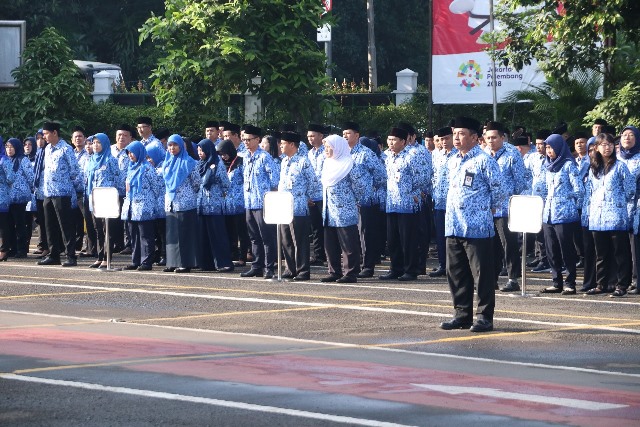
[280,215,311,277]
[387,212,419,276]
[581,226,596,289]
[110,196,130,251]
[246,209,277,271]
[358,205,379,272]
[77,193,97,254]
[308,200,326,262]
[434,209,446,270]
[325,224,361,279]
[43,196,76,259]
[154,218,166,261]
[592,230,632,289]
[35,198,48,251]
[543,222,578,286]
[128,220,155,267]
[225,213,250,262]
[74,193,85,251]
[6,203,27,255]
[534,229,547,264]
[0,212,7,252]
[493,216,521,281]
[446,236,495,322]
[417,200,432,272]
[197,214,233,270]
[91,214,113,262]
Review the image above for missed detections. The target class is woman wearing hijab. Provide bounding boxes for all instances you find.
[162,134,200,273]
[121,141,164,271]
[146,143,167,266]
[4,138,34,258]
[85,133,120,269]
[320,134,363,283]
[0,139,16,261]
[217,139,249,266]
[539,134,584,294]
[583,133,635,297]
[196,138,234,272]
[618,125,640,295]
[23,137,38,251]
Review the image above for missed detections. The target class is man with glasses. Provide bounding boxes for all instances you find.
[71,126,96,257]
[222,123,248,158]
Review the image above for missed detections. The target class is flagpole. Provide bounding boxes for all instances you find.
[490,0,497,120]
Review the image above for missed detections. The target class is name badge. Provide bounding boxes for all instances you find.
[463,171,475,188]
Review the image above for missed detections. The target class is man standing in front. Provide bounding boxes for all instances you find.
[307,123,327,265]
[440,117,505,333]
[38,122,82,267]
[240,125,279,279]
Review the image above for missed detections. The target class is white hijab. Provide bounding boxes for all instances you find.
[321,134,354,187]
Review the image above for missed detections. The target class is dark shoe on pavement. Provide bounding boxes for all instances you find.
[561,287,576,295]
[79,252,97,258]
[579,284,595,292]
[500,280,520,292]
[610,287,627,297]
[379,271,401,280]
[37,256,61,266]
[540,285,562,293]
[321,274,341,282]
[292,275,310,281]
[217,266,234,273]
[440,318,473,330]
[628,286,639,295]
[263,270,275,279]
[281,271,294,279]
[175,268,191,273]
[429,268,446,278]
[470,319,494,333]
[124,264,139,270]
[137,264,152,271]
[240,268,263,278]
[397,273,417,281]
[336,275,357,283]
[62,257,77,267]
[163,267,176,272]
[531,263,551,273]
[357,269,374,278]
[155,258,166,266]
[119,247,132,255]
[90,261,102,268]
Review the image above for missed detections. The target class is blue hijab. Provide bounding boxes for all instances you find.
[545,134,574,173]
[86,133,113,196]
[163,134,196,202]
[197,139,220,190]
[7,137,25,172]
[146,143,165,168]
[619,125,640,160]
[125,140,148,199]
[0,136,5,161]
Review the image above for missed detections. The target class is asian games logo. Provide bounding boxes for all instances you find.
[457,60,483,91]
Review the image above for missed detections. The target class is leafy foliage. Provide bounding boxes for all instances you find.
[584,83,640,131]
[0,27,91,137]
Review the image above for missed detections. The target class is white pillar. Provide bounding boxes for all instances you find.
[244,76,263,123]
[393,68,418,106]
[92,70,114,104]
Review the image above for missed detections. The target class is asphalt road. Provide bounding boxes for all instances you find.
[1,252,639,427]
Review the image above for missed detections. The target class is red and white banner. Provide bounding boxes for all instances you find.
[432,0,545,104]
[322,0,332,13]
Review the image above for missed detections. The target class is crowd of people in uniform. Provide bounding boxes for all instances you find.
[0,114,638,332]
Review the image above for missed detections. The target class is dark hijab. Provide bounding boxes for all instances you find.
[620,125,640,160]
[216,139,242,172]
[197,139,220,190]
[24,137,37,162]
[545,134,574,173]
[7,137,25,172]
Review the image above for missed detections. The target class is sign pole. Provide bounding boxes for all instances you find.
[92,187,122,273]
[276,223,283,281]
[521,232,528,297]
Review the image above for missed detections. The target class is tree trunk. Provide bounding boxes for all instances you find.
[367,0,377,92]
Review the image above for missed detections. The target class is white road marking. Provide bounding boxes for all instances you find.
[2,309,640,379]
[0,374,414,427]
[411,384,628,411]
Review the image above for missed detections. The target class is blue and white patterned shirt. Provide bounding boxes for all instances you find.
[445,144,506,238]
[198,157,230,216]
[406,143,433,199]
[243,148,279,210]
[431,148,458,211]
[43,140,81,198]
[85,156,120,212]
[75,148,90,194]
[350,142,387,207]
[223,163,245,215]
[491,145,529,217]
[121,163,164,221]
[322,173,360,227]
[0,158,16,212]
[618,151,640,232]
[541,161,583,224]
[278,152,318,217]
[307,145,325,202]
[164,168,200,212]
[111,145,129,196]
[10,157,34,204]
[583,161,635,232]
[385,147,421,214]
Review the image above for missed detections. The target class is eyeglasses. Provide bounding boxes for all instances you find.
[241,137,258,142]
[137,125,150,129]
[598,142,614,147]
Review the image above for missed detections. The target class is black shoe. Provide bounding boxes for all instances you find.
[89,261,102,268]
[628,286,639,295]
[397,273,417,281]
[175,268,191,273]
[240,268,263,278]
[531,263,551,273]
[499,268,508,277]
[440,318,473,330]
[37,256,61,266]
[263,270,274,279]
[336,275,356,283]
[561,287,576,295]
[124,264,139,270]
[321,274,341,282]
[470,319,494,333]
[163,267,175,272]
[292,275,310,281]
[540,285,562,293]
[155,258,166,266]
[119,247,133,255]
[217,266,234,273]
[32,248,44,255]
[579,284,595,293]
[79,252,97,258]
[499,280,520,292]
[379,271,401,280]
[62,258,77,267]
[357,269,374,278]
[281,271,294,279]
[429,268,446,278]
[137,264,152,271]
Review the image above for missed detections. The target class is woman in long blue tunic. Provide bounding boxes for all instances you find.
[121,141,164,271]
[146,143,167,266]
[5,138,34,258]
[196,139,233,272]
[0,140,16,261]
[162,134,200,273]
[86,133,120,268]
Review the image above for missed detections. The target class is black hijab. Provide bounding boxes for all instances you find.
[216,139,242,172]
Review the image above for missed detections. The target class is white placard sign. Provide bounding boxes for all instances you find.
[317,24,331,42]
[508,195,543,234]
[264,191,294,225]
[92,187,121,219]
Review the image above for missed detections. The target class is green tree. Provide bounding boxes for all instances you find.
[495,0,640,94]
[140,0,330,124]
[0,27,91,136]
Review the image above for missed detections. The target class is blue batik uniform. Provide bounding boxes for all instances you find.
[432,148,458,211]
[307,145,325,202]
[406,143,433,202]
[350,142,386,207]
[111,145,129,197]
[236,143,249,159]
[0,157,16,212]
[43,141,81,198]
[223,163,245,215]
[385,148,421,213]
[618,151,640,231]
[75,148,90,195]
[198,157,230,216]
[243,148,278,210]
[164,169,200,212]
[122,163,164,221]
[322,173,362,227]
[576,155,590,182]
[542,161,583,224]
[85,156,120,212]
[140,134,161,148]
[491,145,528,217]
[445,145,506,238]
[583,161,635,231]
[278,152,318,216]
[10,157,34,204]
